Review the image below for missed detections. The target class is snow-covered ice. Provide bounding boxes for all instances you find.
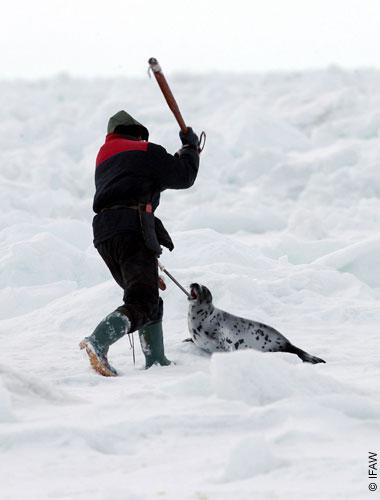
[1,68,380,499]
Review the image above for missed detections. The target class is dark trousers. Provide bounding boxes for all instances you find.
[96,233,162,332]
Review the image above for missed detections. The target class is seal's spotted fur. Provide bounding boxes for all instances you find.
[188,283,325,364]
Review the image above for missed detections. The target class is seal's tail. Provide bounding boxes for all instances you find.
[286,344,326,364]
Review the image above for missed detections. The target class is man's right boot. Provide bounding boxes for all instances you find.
[138,320,172,369]
[80,310,131,377]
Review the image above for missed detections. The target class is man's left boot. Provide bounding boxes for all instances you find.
[138,320,172,369]
[80,310,131,377]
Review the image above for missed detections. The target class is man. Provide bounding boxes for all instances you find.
[80,110,200,376]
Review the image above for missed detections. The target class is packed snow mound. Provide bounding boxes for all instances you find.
[221,436,285,482]
[313,236,380,288]
[210,350,337,405]
[0,378,15,423]
[0,232,103,287]
[0,364,79,405]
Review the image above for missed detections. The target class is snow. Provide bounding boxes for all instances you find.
[1,68,380,499]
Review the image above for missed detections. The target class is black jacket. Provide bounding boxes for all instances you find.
[92,133,199,247]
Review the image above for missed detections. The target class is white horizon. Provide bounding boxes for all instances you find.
[1,0,380,79]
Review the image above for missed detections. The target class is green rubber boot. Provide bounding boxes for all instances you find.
[80,311,131,377]
[138,320,172,369]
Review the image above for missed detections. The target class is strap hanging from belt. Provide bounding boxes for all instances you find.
[128,332,136,365]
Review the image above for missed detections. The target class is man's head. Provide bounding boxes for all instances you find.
[107,110,149,140]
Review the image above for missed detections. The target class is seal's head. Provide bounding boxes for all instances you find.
[189,283,213,304]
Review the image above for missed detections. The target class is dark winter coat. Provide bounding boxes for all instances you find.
[92,133,199,248]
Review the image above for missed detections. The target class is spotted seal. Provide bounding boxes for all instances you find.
[187,283,325,364]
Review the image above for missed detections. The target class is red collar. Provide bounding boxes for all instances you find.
[97,133,148,167]
[106,133,145,142]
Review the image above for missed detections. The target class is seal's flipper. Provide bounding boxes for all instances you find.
[286,344,326,364]
[183,338,194,343]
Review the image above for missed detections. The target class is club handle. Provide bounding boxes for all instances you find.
[148,57,188,134]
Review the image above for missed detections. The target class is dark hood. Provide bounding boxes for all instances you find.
[107,110,149,140]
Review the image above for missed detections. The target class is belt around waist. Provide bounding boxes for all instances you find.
[100,203,153,214]
[100,204,139,213]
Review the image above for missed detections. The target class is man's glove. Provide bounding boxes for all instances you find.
[179,127,199,150]
[158,275,166,291]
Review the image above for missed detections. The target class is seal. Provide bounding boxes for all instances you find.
[187,283,325,364]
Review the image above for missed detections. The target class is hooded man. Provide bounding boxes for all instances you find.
[80,110,200,376]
